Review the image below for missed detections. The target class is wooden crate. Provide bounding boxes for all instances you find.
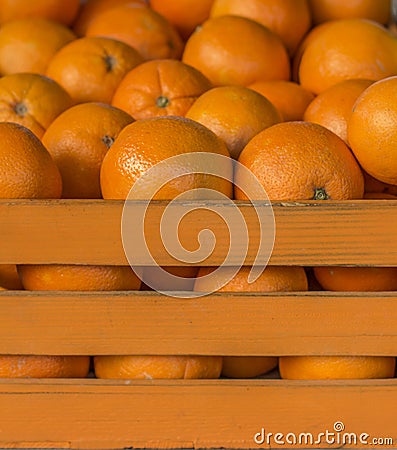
[0,199,396,449]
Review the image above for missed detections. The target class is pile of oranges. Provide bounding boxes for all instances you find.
[0,0,397,381]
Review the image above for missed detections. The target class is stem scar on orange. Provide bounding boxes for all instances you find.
[0,72,73,138]
[41,102,134,199]
[100,116,232,200]
[235,121,364,201]
[46,36,144,104]
[112,58,212,120]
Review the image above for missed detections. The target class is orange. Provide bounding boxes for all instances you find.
[348,76,397,185]
[279,355,396,379]
[194,266,308,294]
[100,116,232,200]
[291,20,332,82]
[0,122,62,199]
[0,0,80,26]
[150,0,214,40]
[42,102,134,199]
[303,78,373,144]
[185,86,281,159]
[0,355,90,378]
[0,18,76,76]
[18,264,141,290]
[210,0,311,56]
[0,73,73,139]
[249,80,315,122]
[235,121,364,201]
[73,0,146,37]
[297,19,397,94]
[313,266,397,291]
[221,357,278,378]
[0,264,23,290]
[46,36,144,104]
[94,355,222,379]
[308,0,391,25]
[112,59,212,120]
[194,266,308,378]
[182,15,290,87]
[85,4,184,61]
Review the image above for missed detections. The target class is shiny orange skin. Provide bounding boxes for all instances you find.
[279,355,396,379]
[210,0,312,56]
[235,121,364,201]
[94,355,223,379]
[0,0,81,26]
[303,78,373,144]
[291,20,333,82]
[150,0,214,40]
[0,122,62,199]
[348,76,397,185]
[248,80,315,122]
[100,116,232,200]
[182,15,290,87]
[185,85,282,159]
[0,355,90,378]
[298,19,397,94]
[18,264,141,291]
[85,4,184,60]
[112,59,212,120]
[46,36,144,104]
[0,73,73,139]
[0,18,76,76]
[42,102,134,199]
[313,266,397,291]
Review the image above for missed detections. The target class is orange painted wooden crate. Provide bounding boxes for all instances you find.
[0,199,396,449]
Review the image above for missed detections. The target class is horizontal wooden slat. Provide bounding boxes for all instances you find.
[0,199,397,266]
[1,291,397,356]
[0,379,396,449]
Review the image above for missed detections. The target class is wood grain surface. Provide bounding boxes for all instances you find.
[0,199,396,266]
[0,379,396,449]
[0,290,396,356]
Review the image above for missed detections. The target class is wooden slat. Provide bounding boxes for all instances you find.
[1,291,397,356]
[0,199,397,266]
[0,379,396,449]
